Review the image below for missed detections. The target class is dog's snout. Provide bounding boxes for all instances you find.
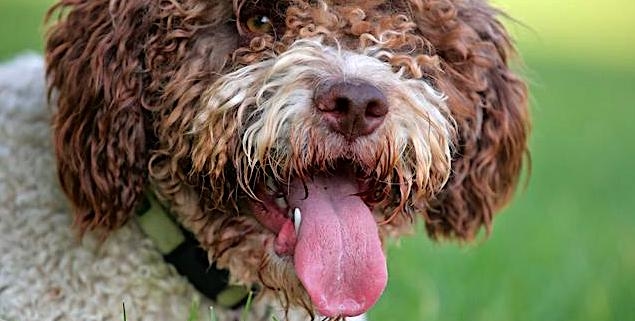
[315,80,388,140]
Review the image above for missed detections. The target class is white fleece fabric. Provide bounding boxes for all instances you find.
[0,54,210,321]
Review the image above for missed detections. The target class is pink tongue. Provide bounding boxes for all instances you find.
[288,174,387,317]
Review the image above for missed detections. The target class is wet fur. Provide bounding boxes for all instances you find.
[46,0,529,318]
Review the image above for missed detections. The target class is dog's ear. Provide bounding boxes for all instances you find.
[411,0,530,240]
[45,1,148,234]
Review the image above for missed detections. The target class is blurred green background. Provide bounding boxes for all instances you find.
[1,0,633,320]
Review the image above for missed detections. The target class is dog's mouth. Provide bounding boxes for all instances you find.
[248,163,388,317]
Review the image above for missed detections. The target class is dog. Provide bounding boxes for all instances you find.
[0,0,529,320]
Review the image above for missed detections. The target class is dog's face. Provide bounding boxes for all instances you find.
[46,0,529,318]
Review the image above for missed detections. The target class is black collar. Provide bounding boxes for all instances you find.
[135,191,251,309]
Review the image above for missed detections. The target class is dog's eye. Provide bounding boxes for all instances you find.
[245,15,274,34]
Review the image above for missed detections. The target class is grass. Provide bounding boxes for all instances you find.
[370,56,635,321]
[493,0,635,69]
[0,0,53,60]
[2,1,633,321]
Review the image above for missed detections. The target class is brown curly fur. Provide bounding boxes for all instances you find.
[46,0,529,318]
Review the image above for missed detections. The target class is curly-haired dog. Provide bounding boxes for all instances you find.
[0,0,529,320]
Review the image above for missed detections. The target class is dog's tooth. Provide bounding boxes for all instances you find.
[274,196,288,209]
[293,208,302,234]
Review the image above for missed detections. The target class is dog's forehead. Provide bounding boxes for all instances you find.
[233,0,408,11]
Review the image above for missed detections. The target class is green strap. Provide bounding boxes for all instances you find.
[136,192,185,254]
[135,191,251,308]
[216,285,252,308]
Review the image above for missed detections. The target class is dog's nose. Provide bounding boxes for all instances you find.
[314,80,388,140]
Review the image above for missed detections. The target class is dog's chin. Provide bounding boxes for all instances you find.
[248,162,387,318]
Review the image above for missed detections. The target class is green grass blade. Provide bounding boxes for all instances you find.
[209,306,218,321]
[240,291,254,321]
[187,297,200,321]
